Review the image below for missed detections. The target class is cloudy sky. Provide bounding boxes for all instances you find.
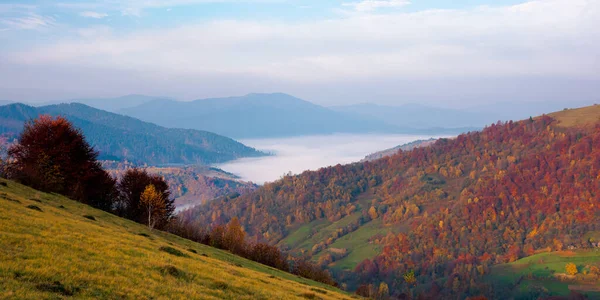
[0,0,598,107]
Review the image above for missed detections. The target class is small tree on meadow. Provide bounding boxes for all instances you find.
[566,262,578,275]
[140,184,166,230]
[223,217,246,255]
[116,168,174,228]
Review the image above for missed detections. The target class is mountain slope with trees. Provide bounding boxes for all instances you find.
[183,105,600,299]
[0,103,265,165]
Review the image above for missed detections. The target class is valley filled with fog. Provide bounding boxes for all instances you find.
[217,133,442,184]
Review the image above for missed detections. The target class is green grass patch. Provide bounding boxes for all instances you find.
[327,219,390,271]
[488,250,600,298]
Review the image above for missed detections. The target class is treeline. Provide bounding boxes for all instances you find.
[166,217,337,286]
[184,115,600,298]
[1,115,335,288]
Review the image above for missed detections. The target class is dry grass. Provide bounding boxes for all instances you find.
[0,179,354,300]
[548,104,600,128]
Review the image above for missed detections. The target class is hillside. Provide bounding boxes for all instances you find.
[119,93,402,138]
[361,138,437,162]
[102,162,258,209]
[0,103,265,165]
[0,179,353,299]
[549,105,600,128]
[183,105,600,298]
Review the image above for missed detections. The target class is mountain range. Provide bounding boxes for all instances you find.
[23,93,474,138]
[118,93,404,138]
[9,93,593,139]
[0,103,265,165]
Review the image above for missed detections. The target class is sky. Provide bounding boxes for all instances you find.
[0,0,599,107]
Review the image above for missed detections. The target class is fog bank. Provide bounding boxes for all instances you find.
[217,133,441,184]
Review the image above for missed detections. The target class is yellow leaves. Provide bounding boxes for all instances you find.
[527,227,538,239]
[566,262,578,275]
[368,206,378,219]
[439,220,444,229]
[403,270,417,285]
[469,170,477,180]
[507,156,517,164]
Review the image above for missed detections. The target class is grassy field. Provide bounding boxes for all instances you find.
[0,179,355,300]
[548,104,600,128]
[488,250,600,298]
[326,220,389,271]
[278,191,394,272]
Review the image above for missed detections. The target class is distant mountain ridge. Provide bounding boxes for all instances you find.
[39,94,170,113]
[361,138,437,162]
[0,103,265,165]
[119,93,404,138]
[330,103,490,129]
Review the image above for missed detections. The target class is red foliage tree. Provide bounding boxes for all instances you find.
[7,115,115,210]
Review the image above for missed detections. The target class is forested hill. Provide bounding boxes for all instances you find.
[182,105,600,299]
[0,103,265,165]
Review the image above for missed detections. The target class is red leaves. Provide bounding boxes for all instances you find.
[7,115,115,210]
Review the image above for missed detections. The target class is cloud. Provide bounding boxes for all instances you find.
[80,11,108,18]
[343,0,411,12]
[56,0,285,17]
[1,0,599,105]
[0,13,55,30]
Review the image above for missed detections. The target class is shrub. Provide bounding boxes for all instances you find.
[159,265,185,279]
[26,205,42,212]
[159,246,189,258]
[83,215,96,221]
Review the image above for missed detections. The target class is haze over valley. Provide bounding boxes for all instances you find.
[217,134,442,184]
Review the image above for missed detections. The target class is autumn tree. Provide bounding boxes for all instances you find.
[6,115,115,211]
[140,184,166,230]
[403,270,417,286]
[377,282,389,299]
[223,217,246,255]
[116,168,174,229]
[566,262,578,275]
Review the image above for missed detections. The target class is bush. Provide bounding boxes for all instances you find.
[26,205,42,212]
[159,246,189,258]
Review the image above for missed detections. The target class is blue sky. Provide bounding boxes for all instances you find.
[0,0,598,106]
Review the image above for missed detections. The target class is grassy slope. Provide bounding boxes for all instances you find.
[488,250,600,298]
[0,179,354,300]
[548,104,600,128]
[279,192,395,272]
